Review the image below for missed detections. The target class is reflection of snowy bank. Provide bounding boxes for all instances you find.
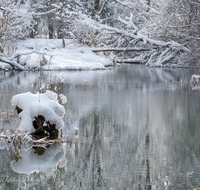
[190,74,200,90]
[11,143,65,175]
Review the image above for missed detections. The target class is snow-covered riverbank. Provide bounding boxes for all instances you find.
[0,39,113,70]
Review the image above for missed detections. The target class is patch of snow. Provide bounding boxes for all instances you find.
[0,61,12,70]
[16,39,72,51]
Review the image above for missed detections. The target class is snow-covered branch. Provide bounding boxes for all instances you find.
[10,50,48,60]
[0,6,5,11]
[0,57,24,70]
[82,17,190,51]
[97,0,108,16]
[79,14,190,66]
[33,9,57,16]
[118,14,138,31]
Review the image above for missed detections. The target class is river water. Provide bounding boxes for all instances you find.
[0,64,200,189]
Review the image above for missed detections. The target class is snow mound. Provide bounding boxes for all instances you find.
[11,90,65,133]
[190,74,200,90]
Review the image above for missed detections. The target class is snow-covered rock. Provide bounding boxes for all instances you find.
[11,90,65,133]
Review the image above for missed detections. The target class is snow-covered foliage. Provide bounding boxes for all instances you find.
[11,90,65,133]
[190,74,200,90]
[59,94,67,104]
[0,0,33,54]
[145,0,200,63]
[79,13,190,67]
[0,0,199,68]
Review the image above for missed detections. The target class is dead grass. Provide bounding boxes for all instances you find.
[0,133,69,146]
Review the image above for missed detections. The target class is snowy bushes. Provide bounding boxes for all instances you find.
[190,74,200,90]
[11,90,65,139]
[0,1,33,55]
[80,14,190,67]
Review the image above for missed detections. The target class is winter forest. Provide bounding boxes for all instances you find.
[1,0,200,69]
[1,0,200,189]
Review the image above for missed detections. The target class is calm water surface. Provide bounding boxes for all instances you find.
[0,64,200,189]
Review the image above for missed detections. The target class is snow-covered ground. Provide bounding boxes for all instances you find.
[0,39,113,70]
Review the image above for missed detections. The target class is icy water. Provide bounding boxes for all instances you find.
[0,64,200,189]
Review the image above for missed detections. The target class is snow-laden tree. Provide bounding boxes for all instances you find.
[0,0,195,68]
[0,0,33,55]
[159,0,200,62]
[140,0,200,64]
[69,0,189,66]
[41,0,112,46]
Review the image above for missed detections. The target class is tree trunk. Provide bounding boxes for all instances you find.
[48,23,54,39]
[30,22,38,38]
[92,0,100,18]
[94,0,100,11]
[61,2,65,48]
[47,0,54,39]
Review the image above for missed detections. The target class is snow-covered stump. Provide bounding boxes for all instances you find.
[11,90,65,140]
[190,74,200,90]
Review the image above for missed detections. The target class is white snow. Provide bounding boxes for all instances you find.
[16,39,72,50]
[13,39,113,70]
[0,61,12,70]
[11,90,65,133]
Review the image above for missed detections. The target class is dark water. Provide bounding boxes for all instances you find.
[0,65,200,189]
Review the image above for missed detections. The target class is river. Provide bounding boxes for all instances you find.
[0,64,200,189]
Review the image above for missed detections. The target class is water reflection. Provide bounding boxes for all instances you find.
[11,144,65,176]
[0,65,200,189]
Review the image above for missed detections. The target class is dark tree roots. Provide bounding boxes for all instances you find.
[15,106,59,140]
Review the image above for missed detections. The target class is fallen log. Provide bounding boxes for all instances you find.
[0,50,50,70]
[0,57,24,70]
[92,47,149,52]
[118,59,145,64]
